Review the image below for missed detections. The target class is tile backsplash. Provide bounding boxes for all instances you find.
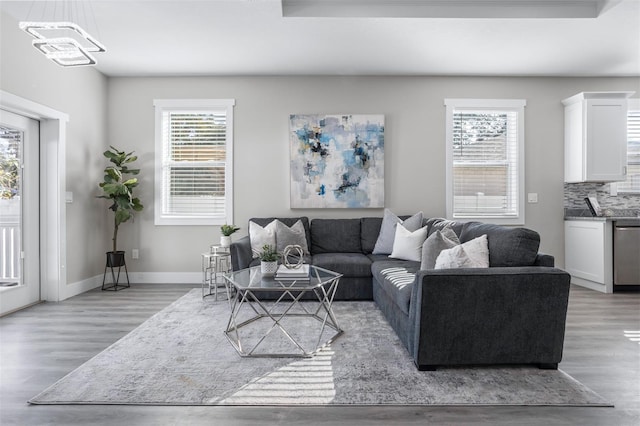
[564,182,640,215]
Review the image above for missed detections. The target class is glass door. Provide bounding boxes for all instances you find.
[0,109,40,315]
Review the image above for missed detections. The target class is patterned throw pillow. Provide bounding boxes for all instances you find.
[249,220,277,258]
[275,219,310,254]
[434,234,489,269]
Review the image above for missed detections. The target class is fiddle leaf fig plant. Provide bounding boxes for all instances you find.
[98,146,144,253]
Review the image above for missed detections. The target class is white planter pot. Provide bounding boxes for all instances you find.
[261,261,278,276]
[220,236,231,247]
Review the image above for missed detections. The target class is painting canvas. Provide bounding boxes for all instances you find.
[289,114,384,209]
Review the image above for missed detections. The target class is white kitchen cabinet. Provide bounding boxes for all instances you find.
[563,91,634,183]
[564,220,613,293]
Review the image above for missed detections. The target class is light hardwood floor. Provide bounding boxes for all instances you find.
[1,284,638,426]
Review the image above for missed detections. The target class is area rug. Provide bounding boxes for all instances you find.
[30,289,611,406]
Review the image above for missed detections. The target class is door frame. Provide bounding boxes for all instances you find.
[0,90,68,302]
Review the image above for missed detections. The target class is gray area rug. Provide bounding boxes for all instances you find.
[30,289,611,406]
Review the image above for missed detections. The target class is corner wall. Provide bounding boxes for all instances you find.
[0,11,109,296]
[108,75,640,273]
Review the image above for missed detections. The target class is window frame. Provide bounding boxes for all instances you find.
[613,98,640,194]
[444,98,526,225]
[153,98,235,226]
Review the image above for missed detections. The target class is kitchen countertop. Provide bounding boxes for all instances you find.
[565,208,640,223]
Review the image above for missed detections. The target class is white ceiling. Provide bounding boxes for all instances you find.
[1,0,639,77]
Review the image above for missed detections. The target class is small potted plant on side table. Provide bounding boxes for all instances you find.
[220,224,240,248]
[259,244,279,276]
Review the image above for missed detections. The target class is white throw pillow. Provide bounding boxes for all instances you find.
[275,219,309,254]
[389,224,429,262]
[372,209,423,255]
[434,234,489,269]
[249,220,277,258]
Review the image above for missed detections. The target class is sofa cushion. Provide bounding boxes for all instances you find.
[434,234,489,269]
[311,219,362,254]
[373,210,423,255]
[372,260,420,316]
[460,222,540,267]
[361,217,384,254]
[312,253,372,277]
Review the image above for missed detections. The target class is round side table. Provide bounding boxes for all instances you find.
[201,245,232,300]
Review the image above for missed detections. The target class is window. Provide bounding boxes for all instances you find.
[616,99,640,193]
[444,99,526,225]
[154,99,235,225]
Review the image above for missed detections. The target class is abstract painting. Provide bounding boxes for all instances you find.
[289,114,384,208]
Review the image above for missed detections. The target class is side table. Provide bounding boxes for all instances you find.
[201,245,232,300]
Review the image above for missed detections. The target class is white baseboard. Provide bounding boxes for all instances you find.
[61,272,201,301]
[570,276,612,294]
[62,274,102,300]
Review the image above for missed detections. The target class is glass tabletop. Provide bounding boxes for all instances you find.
[224,265,342,291]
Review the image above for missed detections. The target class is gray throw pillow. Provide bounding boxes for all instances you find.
[420,227,460,270]
[275,219,310,254]
[373,209,423,255]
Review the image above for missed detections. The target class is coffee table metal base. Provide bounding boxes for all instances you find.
[224,278,342,358]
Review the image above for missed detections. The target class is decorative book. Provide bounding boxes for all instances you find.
[275,264,310,280]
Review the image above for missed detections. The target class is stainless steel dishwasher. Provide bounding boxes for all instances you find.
[613,219,640,287]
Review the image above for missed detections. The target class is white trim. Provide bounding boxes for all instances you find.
[63,274,102,299]
[0,90,68,302]
[444,98,526,226]
[612,98,640,194]
[63,272,200,296]
[153,99,235,226]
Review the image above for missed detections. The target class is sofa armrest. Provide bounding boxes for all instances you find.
[408,266,571,369]
[230,235,253,271]
[534,253,555,267]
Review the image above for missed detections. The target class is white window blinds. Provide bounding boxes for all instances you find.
[445,99,525,225]
[617,106,640,193]
[154,99,235,226]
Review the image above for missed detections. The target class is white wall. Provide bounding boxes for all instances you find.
[2,5,638,285]
[0,11,108,291]
[108,75,640,274]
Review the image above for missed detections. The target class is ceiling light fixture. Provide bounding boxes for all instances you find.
[18,1,106,67]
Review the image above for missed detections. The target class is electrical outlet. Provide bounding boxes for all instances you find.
[132,249,139,259]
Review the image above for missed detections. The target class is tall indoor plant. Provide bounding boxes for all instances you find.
[97,146,144,268]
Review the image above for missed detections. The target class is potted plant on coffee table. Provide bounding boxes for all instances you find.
[97,146,144,290]
[220,224,240,248]
[259,244,279,276]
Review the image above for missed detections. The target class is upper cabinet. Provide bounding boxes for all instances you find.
[563,91,635,183]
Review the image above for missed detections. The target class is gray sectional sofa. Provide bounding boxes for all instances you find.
[230,216,571,371]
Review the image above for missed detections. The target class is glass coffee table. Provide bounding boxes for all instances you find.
[222,265,343,358]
